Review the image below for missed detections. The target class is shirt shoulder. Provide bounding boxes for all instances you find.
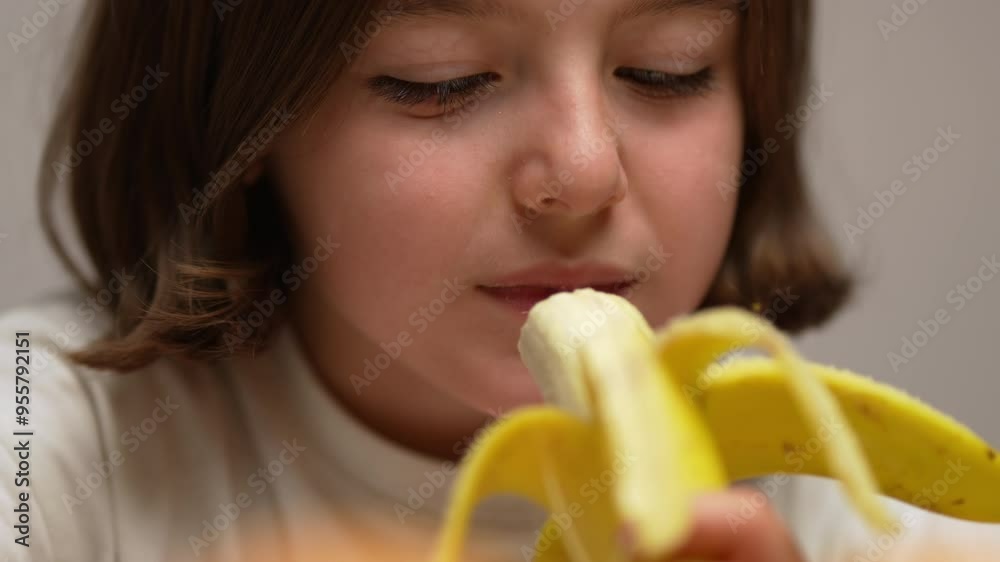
[0,293,125,560]
[0,293,259,561]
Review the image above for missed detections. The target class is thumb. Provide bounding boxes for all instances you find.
[667,487,805,562]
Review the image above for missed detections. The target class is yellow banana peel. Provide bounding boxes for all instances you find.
[432,289,1000,561]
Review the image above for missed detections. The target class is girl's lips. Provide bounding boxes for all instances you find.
[478,282,635,315]
[478,261,637,314]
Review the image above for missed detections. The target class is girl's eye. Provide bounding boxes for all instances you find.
[367,66,712,114]
[614,66,715,99]
[367,72,501,113]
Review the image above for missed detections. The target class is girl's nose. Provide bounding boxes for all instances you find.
[507,82,628,219]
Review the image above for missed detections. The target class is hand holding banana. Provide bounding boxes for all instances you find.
[432,289,1000,562]
[192,494,982,562]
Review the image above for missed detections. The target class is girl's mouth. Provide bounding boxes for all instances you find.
[477,261,638,315]
[478,282,636,315]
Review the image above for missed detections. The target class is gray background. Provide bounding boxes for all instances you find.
[2,1,998,447]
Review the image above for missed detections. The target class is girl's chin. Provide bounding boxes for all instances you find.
[468,375,546,416]
[454,351,547,415]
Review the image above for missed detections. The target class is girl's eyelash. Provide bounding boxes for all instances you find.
[614,66,715,98]
[368,66,715,112]
[367,72,501,112]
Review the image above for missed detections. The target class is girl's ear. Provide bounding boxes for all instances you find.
[242,159,265,186]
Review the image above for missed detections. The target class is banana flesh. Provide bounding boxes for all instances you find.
[430,289,1000,562]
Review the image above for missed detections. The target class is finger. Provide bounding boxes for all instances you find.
[666,487,805,562]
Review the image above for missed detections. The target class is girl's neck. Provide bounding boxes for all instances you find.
[289,296,491,462]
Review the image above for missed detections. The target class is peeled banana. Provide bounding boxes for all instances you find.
[431,289,1000,562]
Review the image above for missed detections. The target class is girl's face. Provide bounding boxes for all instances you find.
[272,0,743,423]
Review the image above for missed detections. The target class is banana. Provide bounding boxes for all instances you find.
[431,289,1000,562]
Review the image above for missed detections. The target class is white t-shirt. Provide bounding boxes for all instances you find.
[1,293,998,562]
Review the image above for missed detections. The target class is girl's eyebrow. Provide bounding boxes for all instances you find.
[387,0,517,23]
[613,0,738,25]
[384,0,735,27]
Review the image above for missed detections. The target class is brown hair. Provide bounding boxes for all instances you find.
[40,0,848,372]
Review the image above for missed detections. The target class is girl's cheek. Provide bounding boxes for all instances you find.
[273,116,487,337]
[619,88,742,324]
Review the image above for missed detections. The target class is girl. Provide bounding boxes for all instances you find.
[4,0,996,560]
